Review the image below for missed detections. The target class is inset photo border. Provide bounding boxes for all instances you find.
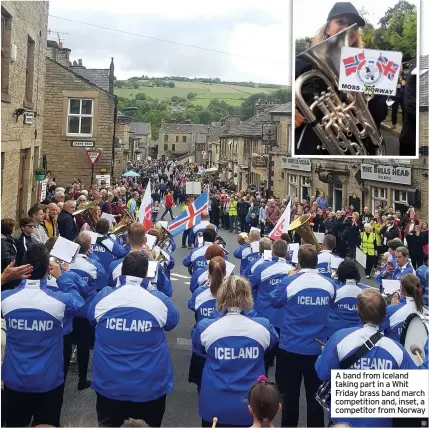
[291,0,420,159]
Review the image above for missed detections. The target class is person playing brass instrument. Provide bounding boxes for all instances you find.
[295,2,388,156]
[234,231,260,275]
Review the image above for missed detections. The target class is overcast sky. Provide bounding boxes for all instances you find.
[48,0,426,85]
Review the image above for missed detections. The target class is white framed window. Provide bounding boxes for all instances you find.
[392,189,408,213]
[288,174,297,200]
[67,98,93,136]
[371,186,387,213]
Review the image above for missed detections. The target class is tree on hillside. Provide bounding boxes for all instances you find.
[187,92,197,100]
[379,0,415,28]
[295,37,312,55]
[135,93,146,100]
[168,81,175,88]
[133,83,139,89]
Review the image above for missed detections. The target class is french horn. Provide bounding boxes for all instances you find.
[295,25,386,156]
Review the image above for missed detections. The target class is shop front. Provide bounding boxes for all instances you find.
[281,157,312,201]
[360,163,415,214]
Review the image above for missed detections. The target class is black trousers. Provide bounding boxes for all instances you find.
[182,229,191,247]
[63,332,73,381]
[3,383,64,427]
[202,419,248,428]
[365,254,376,276]
[161,206,174,220]
[96,392,166,427]
[71,318,95,381]
[264,327,280,376]
[275,349,324,427]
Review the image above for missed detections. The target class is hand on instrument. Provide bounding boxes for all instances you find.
[391,293,400,305]
[49,261,62,279]
[295,109,306,128]
[1,261,33,286]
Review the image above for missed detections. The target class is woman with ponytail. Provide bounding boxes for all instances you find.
[381,273,426,343]
[187,256,226,393]
[248,376,281,428]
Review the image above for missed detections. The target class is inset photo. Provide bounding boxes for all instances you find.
[292,0,420,158]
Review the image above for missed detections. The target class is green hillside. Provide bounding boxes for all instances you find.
[115,80,280,106]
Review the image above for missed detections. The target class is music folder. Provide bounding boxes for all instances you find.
[50,236,80,264]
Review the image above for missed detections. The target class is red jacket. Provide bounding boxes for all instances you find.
[165,194,173,208]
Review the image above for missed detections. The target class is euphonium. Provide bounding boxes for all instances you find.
[288,214,322,252]
[238,232,250,246]
[110,210,133,237]
[214,232,226,246]
[295,24,386,156]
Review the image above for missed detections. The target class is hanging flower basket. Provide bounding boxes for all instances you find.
[35,174,45,182]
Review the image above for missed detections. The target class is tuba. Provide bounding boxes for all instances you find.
[288,214,322,252]
[238,232,250,246]
[110,210,133,237]
[73,200,99,231]
[295,25,386,156]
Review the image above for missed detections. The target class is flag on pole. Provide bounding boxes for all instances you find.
[167,191,209,237]
[138,181,152,231]
[268,201,291,241]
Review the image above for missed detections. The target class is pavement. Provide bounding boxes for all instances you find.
[60,206,378,427]
[381,126,400,156]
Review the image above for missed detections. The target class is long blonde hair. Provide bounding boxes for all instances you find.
[216,275,253,312]
[311,21,363,48]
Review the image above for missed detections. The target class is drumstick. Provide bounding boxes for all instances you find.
[212,417,218,428]
[315,338,326,347]
[410,344,424,365]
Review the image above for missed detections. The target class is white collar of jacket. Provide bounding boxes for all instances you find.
[345,279,357,286]
[226,307,242,315]
[299,268,319,274]
[23,279,47,289]
[363,323,379,331]
[405,296,415,303]
[399,262,411,271]
[320,250,332,254]
[119,275,146,287]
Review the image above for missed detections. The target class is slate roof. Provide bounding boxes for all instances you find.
[129,122,151,135]
[72,68,110,92]
[221,103,292,138]
[160,123,211,134]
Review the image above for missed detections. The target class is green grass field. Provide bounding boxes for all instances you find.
[115,80,280,106]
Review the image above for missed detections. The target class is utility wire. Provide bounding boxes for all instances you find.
[49,15,258,60]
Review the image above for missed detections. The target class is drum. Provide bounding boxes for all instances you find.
[400,311,429,366]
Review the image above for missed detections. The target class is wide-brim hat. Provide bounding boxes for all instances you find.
[327,2,366,27]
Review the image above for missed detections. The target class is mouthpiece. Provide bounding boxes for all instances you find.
[212,417,218,428]
[410,344,423,357]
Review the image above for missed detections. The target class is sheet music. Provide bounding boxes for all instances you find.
[330,256,343,270]
[147,260,158,279]
[89,231,99,245]
[292,250,298,265]
[197,236,204,247]
[314,232,325,244]
[101,212,116,224]
[158,221,168,229]
[146,234,157,250]
[160,249,171,262]
[288,243,299,253]
[250,241,259,253]
[50,236,80,264]
[382,279,401,295]
[225,260,235,277]
[264,250,272,261]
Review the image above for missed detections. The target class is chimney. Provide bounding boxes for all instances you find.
[226,115,240,131]
[59,41,63,49]
[78,59,83,66]
[73,60,77,66]
[109,57,114,94]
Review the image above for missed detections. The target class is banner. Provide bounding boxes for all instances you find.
[268,201,291,241]
[138,181,152,231]
[339,47,402,96]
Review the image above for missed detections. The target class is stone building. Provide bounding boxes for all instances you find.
[1,1,49,220]
[213,104,292,197]
[128,122,151,161]
[42,44,116,188]
[158,123,211,159]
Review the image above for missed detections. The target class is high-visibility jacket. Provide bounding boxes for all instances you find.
[229,201,238,216]
[372,223,383,247]
[360,232,376,256]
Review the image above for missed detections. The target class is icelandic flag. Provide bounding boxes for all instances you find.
[167,191,209,237]
[378,54,399,81]
[342,52,365,76]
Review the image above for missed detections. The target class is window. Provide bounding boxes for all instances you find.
[172,144,176,152]
[176,136,179,142]
[164,134,168,142]
[288,174,297,200]
[182,136,187,143]
[1,9,11,97]
[392,190,408,213]
[25,36,35,103]
[371,186,387,213]
[67,99,93,136]
[164,143,168,151]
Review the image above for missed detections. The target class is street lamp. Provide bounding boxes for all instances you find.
[111,103,138,176]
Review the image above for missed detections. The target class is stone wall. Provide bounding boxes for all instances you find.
[42,58,114,188]
[1,1,49,220]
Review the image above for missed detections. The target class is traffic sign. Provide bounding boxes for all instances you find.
[202,153,209,160]
[85,149,102,165]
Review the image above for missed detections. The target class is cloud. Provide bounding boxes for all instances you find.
[48,0,290,84]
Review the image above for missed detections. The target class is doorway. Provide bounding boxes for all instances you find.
[333,188,343,212]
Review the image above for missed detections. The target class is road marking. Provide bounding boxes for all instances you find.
[171,273,190,279]
[177,338,192,346]
[170,278,179,281]
[185,281,190,285]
